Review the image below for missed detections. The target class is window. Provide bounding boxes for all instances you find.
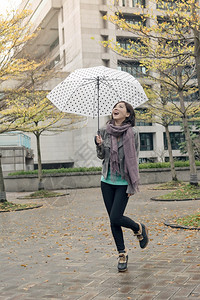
[184,89,199,102]
[156,0,176,10]
[158,39,179,54]
[49,55,60,69]
[136,121,152,126]
[157,16,173,32]
[165,156,188,162]
[50,38,59,52]
[135,108,152,126]
[118,61,147,78]
[170,89,199,102]
[116,37,148,54]
[169,121,182,126]
[117,38,141,51]
[163,132,185,150]
[157,16,190,34]
[119,14,146,26]
[139,157,156,163]
[140,133,153,151]
[182,65,197,80]
[132,0,145,7]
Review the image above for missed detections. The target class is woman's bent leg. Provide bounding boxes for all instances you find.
[109,185,139,252]
[101,182,125,252]
[101,182,139,252]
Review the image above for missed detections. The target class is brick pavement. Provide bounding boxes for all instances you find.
[0,184,199,300]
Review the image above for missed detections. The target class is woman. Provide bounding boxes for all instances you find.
[95,101,148,272]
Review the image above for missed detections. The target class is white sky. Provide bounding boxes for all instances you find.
[0,0,22,14]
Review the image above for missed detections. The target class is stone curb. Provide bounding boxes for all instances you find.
[0,204,43,213]
[164,219,200,230]
[150,197,200,201]
[17,193,69,200]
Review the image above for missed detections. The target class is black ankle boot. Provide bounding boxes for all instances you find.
[134,222,149,249]
[117,251,128,272]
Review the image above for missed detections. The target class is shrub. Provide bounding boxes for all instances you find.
[8,160,200,176]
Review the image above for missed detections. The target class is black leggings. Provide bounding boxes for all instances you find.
[101,181,139,253]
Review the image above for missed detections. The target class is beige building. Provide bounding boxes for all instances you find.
[11,0,188,169]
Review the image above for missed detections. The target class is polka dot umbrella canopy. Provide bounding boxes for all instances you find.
[47,66,148,132]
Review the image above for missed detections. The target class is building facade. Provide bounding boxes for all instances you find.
[13,0,189,168]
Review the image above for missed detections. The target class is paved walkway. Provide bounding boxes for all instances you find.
[0,184,200,300]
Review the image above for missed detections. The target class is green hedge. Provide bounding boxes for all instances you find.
[8,161,200,176]
[8,167,102,176]
[139,160,196,169]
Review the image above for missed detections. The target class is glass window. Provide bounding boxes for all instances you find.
[156,0,176,10]
[139,157,156,163]
[118,61,147,78]
[165,156,188,162]
[135,108,152,126]
[132,0,145,7]
[184,89,199,102]
[167,88,198,102]
[120,14,146,26]
[169,121,182,126]
[50,38,59,52]
[136,121,152,126]
[163,132,185,150]
[49,55,60,69]
[117,38,142,51]
[140,133,153,151]
[116,37,147,53]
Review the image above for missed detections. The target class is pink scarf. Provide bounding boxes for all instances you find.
[106,122,139,192]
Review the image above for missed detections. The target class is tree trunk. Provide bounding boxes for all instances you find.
[194,39,200,94]
[0,154,7,202]
[181,111,198,185]
[192,1,200,94]
[36,133,44,190]
[165,125,178,181]
[177,69,198,185]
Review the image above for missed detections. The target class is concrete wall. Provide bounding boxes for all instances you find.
[0,147,34,176]
[4,167,200,192]
[25,116,107,168]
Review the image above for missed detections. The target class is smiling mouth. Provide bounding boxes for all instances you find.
[113,112,119,116]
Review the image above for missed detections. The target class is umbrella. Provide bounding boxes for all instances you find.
[47,66,148,133]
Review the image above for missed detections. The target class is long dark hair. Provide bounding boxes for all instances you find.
[111,101,135,127]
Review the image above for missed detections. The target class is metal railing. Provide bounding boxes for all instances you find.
[0,132,31,148]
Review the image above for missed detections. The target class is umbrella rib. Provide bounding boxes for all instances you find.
[100,79,123,101]
[61,79,97,111]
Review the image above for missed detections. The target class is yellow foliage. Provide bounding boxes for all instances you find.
[0,8,37,82]
[102,0,200,110]
[0,88,87,134]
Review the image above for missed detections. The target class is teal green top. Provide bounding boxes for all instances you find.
[101,168,128,185]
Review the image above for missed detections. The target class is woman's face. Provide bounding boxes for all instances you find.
[112,102,130,124]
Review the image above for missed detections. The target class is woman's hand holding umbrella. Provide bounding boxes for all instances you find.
[96,135,103,145]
